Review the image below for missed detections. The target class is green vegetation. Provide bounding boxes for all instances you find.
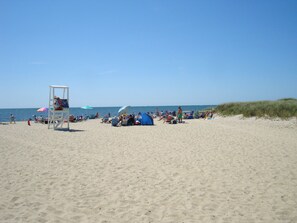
[215,98,297,119]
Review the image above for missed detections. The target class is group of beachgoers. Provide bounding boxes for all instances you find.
[69,113,100,122]
[6,107,214,126]
[156,107,214,124]
[101,113,143,127]
[100,106,214,126]
[31,113,101,124]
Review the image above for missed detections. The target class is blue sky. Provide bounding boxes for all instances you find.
[0,0,296,108]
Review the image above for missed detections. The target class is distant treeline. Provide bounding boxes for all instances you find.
[215,98,297,119]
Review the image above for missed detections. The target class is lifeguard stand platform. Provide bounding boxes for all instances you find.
[48,85,70,130]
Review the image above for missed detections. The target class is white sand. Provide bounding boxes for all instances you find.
[1,116,297,222]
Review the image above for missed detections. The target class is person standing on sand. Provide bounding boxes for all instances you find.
[177,106,183,123]
[10,114,16,124]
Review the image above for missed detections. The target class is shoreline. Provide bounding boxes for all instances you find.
[1,114,297,128]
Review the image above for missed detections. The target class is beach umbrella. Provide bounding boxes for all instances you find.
[37,107,48,112]
[81,105,93,109]
[118,105,131,115]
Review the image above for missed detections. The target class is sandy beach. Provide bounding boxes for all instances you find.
[1,116,297,223]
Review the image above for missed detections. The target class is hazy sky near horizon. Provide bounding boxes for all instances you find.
[0,0,296,108]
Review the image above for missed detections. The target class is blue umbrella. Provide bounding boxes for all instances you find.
[81,105,93,109]
[118,105,130,115]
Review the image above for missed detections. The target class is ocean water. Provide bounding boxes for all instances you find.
[0,105,215,122]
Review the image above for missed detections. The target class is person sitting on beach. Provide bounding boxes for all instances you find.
[102,112,112,123]
[69,115,76,122]
[158,111,169,121]
[53,96,63,110]
[135,113,142,125]
[120,114,134,126]
[127,115,135,126]
[164,114,174,123]
[207,111,214,119]
[158,114,166,121]
[205,111,213,120]
[200,112,206,119]
[118,115,124,127]
[111,116,119,127]
[32,115,37,123]
[136,112,141,120]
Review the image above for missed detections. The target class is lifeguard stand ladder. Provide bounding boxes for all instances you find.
[48,85,70,130]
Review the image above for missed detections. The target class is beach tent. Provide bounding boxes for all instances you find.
[140,113,154,125]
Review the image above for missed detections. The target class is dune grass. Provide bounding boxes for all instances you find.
[215,98,297,119]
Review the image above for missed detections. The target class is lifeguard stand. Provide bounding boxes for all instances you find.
[48,85,70,130]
